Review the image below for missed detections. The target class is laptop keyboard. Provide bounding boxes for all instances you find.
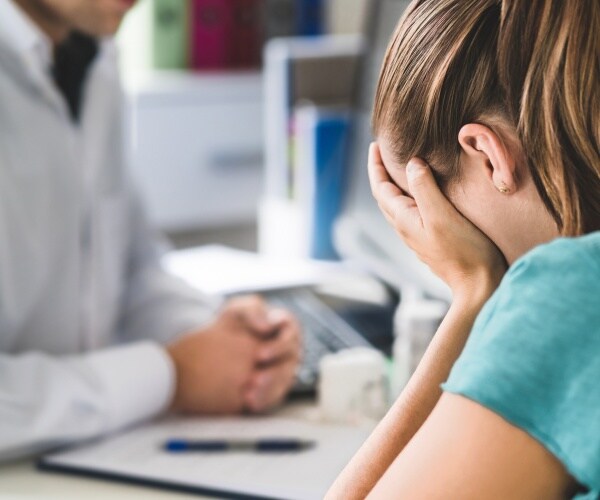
[265,289,372,393]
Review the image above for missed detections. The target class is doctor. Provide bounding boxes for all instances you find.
[0,0,302,461]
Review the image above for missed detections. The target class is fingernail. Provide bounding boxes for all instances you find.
[406,161,421,177]
[267,308,286,325]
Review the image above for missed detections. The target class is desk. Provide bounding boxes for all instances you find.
[0,401,334,500]
[0,459,205,499]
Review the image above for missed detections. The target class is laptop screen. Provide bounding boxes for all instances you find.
[335,0,451,301]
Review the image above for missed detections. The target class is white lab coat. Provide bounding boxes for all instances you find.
[0,0,218,461]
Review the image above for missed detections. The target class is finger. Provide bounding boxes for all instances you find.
[376,181,418,221]
[377,182,423,234]
[368,142,410,197]
[256,321,301,365]
[245,359,297,413]
[266,307,296,330]
[379,203,398,227]
[368,143,402,197]
[405,158,453,228]
[368,144,423,231]
[227,295,274,335]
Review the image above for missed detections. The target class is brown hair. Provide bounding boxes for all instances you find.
[373,0,600,235]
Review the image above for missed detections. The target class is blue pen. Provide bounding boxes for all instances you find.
[163,439,316,453]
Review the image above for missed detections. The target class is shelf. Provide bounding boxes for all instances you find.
[122,69,264,104]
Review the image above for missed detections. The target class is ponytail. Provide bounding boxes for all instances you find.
[498,0,600,234]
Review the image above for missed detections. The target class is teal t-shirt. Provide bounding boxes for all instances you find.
[443,232,600,499]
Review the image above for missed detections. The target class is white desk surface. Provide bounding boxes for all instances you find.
[0,459,206,499]
[0,401,327,500]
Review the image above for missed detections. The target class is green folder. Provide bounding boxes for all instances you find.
[152,0,188,69]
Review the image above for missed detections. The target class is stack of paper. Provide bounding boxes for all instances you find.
[162,245,350,297]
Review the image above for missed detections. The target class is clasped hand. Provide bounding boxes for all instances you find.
[368,143,506,302]
[167,295,301,415]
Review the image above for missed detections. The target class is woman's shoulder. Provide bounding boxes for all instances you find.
[445,232,600,494]
[508,232,600,284]
[449,231,600,393]
[492,232,600,320]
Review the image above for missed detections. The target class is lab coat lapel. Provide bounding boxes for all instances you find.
[79,42,128,348]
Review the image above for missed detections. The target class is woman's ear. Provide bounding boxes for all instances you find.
[458,123,518,194]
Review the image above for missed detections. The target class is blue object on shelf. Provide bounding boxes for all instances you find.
[311,113,350,260]
[296,0,325,36]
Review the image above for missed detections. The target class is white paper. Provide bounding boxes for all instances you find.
[162,245,348,296]
[41,415,372,500]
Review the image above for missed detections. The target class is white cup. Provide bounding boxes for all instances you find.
[318,347,389,424]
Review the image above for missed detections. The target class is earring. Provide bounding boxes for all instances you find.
[496,182,510,194]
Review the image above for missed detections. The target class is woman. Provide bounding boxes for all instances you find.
[327,0,599,498]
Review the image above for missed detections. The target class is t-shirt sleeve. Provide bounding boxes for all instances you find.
[443,237,600,495]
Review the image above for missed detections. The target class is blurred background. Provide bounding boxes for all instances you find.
[115,0,369,254]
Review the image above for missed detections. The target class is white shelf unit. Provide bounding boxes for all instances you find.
[123,70,264,232]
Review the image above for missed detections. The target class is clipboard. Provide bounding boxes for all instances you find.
[38,414,372,500]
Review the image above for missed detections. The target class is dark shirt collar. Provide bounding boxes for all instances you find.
[52,31,99,123]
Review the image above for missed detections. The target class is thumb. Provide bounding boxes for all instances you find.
[250,308,291,339]
[241,308,274,337]
[229,297,273,336]
[266,308,289,328]
[406,158,450,226]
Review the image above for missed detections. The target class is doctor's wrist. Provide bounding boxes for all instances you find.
[165,338,191,413]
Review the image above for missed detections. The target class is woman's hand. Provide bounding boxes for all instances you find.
[327,145,508,500]
[368,143,506,302]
